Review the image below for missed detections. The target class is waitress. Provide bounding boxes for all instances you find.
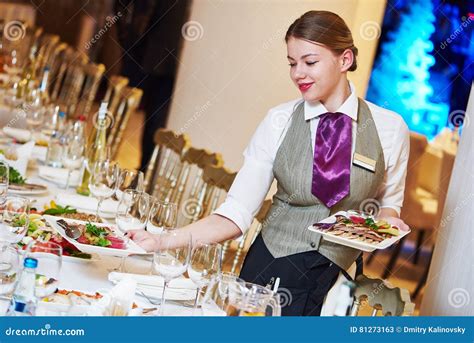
[129,10,410,316]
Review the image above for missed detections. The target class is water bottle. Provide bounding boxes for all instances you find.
[45,110,67,167]
[7,257,38,316]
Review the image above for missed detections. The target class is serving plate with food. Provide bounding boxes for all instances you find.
[308,211,410,252]
[16,212,100,263]
[43,216,146,257]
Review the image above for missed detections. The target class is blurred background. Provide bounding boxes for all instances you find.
[0,0,472,315]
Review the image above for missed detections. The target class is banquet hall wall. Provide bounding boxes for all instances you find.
[166,0,387,170]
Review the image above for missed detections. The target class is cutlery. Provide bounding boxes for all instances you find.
[56,219,81,240]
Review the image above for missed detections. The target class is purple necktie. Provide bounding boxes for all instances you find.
[311,112,352,208]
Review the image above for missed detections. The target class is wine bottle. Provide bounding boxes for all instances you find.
[76,101,109,196]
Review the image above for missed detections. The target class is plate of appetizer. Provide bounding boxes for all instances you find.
[16,213,100,263]
[1,164,49,195]
[308,210,410,252]
[43,216,146,257]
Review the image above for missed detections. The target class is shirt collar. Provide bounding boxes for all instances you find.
[304,81,358,122]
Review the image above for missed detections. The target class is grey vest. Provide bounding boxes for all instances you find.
[261,98,385,270]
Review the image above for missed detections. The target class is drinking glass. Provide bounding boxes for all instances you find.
[187,241,222,312]
[200,273,245,316]
[26,240,62,298]
[152,230,192,315]
[0,245,20,298]
[115,169,144,201]
[0,161,9,204]
[89,160,119,220]
[62,136,85,189]
[0,196,29,245]
[25,89,44,141]
[147,200,177,234]
[114,189,152,271]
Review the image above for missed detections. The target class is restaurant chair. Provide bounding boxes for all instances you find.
[103,75,129,115]
[36,34,59,73]
[50,47,89,110]
[107,86,143,160]
[350,274,415,316]
[172,147,223,213]
[144,129,191,198]
[71,62,106,118]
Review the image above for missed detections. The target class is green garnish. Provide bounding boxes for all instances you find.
[43,205,77,215]
[70,251,92,259]
[97,236,111,247]
[364,217,379,230]
[8,166,26,185]
[85,222,108,237]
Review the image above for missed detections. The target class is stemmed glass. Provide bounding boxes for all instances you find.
[25,89,44,141]
[26,240,62,298]
[0,161,9,204]
[201,273,245,316]
[187,241,222,312]
[89,160,119,221]
[115,169,144,201]
[62,136,85,189]
[114,189,152,272]
[152,230,192,315]
[0,245,20,300]
[0,196,30,246]
[147,200,178,234]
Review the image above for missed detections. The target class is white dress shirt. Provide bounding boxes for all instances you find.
[214,82,410,234]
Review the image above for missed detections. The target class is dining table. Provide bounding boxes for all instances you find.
[0,131,196,317]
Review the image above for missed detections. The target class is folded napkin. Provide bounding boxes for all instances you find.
[3,127,31,142]
[38,166,80,187]
[109,272,197,302]
[2,141,35,176]
[55,193,119,216]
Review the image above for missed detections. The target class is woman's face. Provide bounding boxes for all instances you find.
[287,37,345,104]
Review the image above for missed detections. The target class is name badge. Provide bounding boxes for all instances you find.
[353,153,376,172]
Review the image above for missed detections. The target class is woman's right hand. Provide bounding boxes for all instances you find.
[126,230,159,252]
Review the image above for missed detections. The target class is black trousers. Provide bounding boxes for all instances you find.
[240,234,342,316]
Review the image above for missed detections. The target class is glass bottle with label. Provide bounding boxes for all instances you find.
[76,102,109,196]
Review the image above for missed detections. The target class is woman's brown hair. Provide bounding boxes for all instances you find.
[285,11,358,71]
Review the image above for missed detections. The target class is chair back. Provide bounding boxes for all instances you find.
[107,86,143,159]
[144,129,191,200]
[351,274,415,316]
[103,75,129,115]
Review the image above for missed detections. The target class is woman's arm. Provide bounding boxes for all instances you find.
[128,214,242,252]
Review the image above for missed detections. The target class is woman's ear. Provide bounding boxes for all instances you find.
[340,49,354,72]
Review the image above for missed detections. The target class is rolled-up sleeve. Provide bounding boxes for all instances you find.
[377,118,410,215]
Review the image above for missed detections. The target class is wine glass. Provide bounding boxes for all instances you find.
[114,189,152,272]
[62,136,85,189]
[0,161,8,204]
[26,240,62,298]
[187,241,222,312]
[25,89,44,141]
[115,169,144,201]
[152,230,192,315]
[89,160,119,221]
[0,245,20,299]
[147,200,178,234]
[0,196,29,246]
